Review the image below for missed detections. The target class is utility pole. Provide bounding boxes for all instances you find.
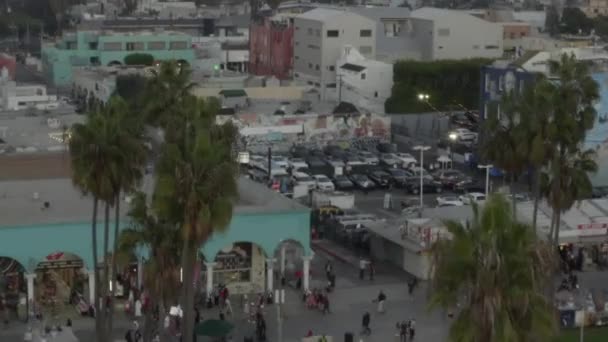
[337,74,343,103]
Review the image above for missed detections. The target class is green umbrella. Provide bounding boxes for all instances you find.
[194,319,234,337]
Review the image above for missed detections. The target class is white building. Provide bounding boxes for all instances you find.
[0,68,58,111]
[408,7,504,60]
[334,45,393,113]
[293,8,376,99]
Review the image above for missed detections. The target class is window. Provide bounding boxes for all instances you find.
[360,29,372,37]
[510,33,516,39]
[359,46,372,55]
[437,28,450,36]
[126,42,144,51]
[308,28,313,35]
[307,44,319,50]
[308,63,313,69]
[169,41,188,50]
[102,42,122,51]
[498,75,504,91]
[485,45,500,50]
[483,103,489,119]
[327,30,339,37]
[329,66,335,71]
[88,42,98,50]
[484,73,490,92]
[326,83,337,88]
[90,57,100,65]
[295,56,300,60]
[315,29,320,37]
[438,46,444,49]
[361,73,366,80]
[307,81,313,85]
[295,73,299,77]
[314,83,320,87]
[374,91,378,98]
[147,41,166,50]
[315,64,319,70]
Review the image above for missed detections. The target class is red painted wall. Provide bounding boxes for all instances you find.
[0,54,16,81]
[249,18,294,80]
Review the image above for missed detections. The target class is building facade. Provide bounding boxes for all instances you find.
[294,8,376,99]
[42,30,196,86]
[0,53,16,81]
[0,72,58,111]
[582,0,608,17]
[249,15,295,80]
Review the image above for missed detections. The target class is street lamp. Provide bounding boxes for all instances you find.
[413,145,431,212]
[275,289,285,342]
[477,164,493,197]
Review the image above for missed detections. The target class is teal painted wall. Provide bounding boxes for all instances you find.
[42,31,196,86]
[0,210,311,273]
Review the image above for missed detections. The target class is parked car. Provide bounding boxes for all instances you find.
[404,177,443,194]
[292,172,316,190]
[384,168,411,187]
[436,196,464,207]
[288,158,308,171]
[394,153,417,168]
[271,155,289,169]
[313,174,335,191]
[453,179,486,193]
[434,170,470,189]
[379,153,400,167]
[449,128,478,143]
[459,192,486,205]
[332,175,354,190]
[368,170,392,187]
[248,168,267,182]
[376,142,397,153]
[357,151,380,165]
[290,145,309,158]
[349,174,375,190]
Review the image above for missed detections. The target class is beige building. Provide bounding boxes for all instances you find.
[582,0,608,17]
[293,8,376,99]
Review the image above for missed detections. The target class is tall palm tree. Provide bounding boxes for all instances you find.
[481,91,527,217]
[117,191,182,341]
[544,53,599,244]
[69,111,118,342]
[430,194,556,342]
[152,93,239,339]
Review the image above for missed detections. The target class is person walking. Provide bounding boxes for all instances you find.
[376,290,387,314]
[407,277,418,296]
[359,258,367,280]
[397,321,408,342]
[361,312,371,335]
[225,297,233,316]
[325,261,332,281]
[409,318,416,340]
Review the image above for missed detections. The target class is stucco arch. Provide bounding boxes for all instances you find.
[108,61,122,66]
[0,256,26,274]
[202,240,269,263]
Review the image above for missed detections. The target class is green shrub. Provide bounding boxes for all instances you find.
[124,53,155,66]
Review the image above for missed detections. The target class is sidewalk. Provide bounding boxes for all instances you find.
[312,239,360,268]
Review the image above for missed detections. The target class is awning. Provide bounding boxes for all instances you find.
[340,63,366,72]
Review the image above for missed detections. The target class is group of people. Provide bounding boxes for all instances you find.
[303,288,331,314]
[396,319,416,341]
[358,258,376,281]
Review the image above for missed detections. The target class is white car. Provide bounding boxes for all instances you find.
[450,128,478,142]
[436,196,464,207]
[313,174,335,192]
[357,151,379,165]
[394,153,417,168]
[288,158,308,171]
[292,172,316,190]
[459,192,486,205]
[380,153,400,167]
[271,155,289,169]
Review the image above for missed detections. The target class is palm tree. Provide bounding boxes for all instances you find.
[429,194,556,342]
[117,192,182,341]
[152,94,239,339]
[544,53,599,244]
[481,91,527,217]
[69,111,117,342]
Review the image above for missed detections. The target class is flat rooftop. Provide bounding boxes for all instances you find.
[0,175,307,228]
[0,113,84,153]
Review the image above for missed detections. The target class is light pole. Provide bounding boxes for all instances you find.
[448,132,457,163]
[275,289,285,342]
[477,164,493,196]
[413,145,431,212]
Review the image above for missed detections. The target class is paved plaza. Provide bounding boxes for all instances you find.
[0,242,450,342]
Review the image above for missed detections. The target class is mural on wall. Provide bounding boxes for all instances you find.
[218,113,391,153]
[588,73,608,186]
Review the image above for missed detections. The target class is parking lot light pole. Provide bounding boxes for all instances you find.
[413,145,431,211]
[478,164,493,197]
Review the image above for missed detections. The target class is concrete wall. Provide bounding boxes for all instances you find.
[390,112,450,146]
[192,86,307,100]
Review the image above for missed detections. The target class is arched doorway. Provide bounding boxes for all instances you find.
[34,252,89,318]
[202,241,268,295]
[0,256,27,322]
[108,60,122,67]
[273,239,309,289]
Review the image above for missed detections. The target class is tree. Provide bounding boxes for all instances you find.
[145,61,239,339]
[124,53,155,66]
[543,54,599,245]
[560,7,593,35]
[430,194,556,342]
[118,192,182,341]
[545,5,560,37]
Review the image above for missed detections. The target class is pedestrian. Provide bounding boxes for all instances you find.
[398,320,408,342]
[409,318,416,340]
[375,290,387,314]
[369,260,375,281]
[407,277,418,296]
[361,312,371,335]
[225,297,233,316]
[322,295,331,315]
[194,307,200,324]
[325,261,333,281]
[306,329,313,337]
[359,258,367,280]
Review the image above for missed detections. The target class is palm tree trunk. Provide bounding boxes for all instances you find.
[91,198,104,342]
[532,167,541,233]
[180,241,197,342]
[108,193,120,335]
[100,202,110,341]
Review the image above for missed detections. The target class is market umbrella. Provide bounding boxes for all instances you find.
[194,319,234,337]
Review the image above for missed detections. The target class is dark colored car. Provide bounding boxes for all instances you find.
[290,145,309,158]
[368,170,392,187]
[384,168,412,187]
[404,177,443,194]
[433,170,470,189]
[376,142,397,153]
[592,186,608,199]
[333,175,354,190]
[453,179,485,193]
[349,173,375,190]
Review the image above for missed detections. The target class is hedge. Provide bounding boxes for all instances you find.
[385,58,492,114]
[124,53,155,66]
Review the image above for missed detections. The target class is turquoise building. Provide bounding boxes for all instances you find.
[42,30,196,86]
[0,174,311,307]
